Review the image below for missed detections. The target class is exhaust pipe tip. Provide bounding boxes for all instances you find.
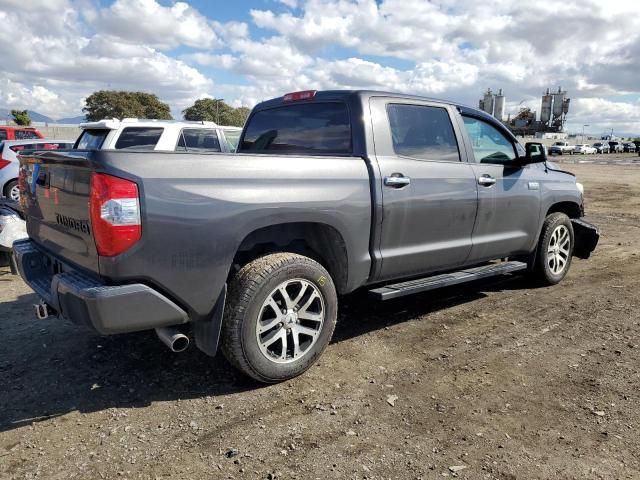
[34,301,55,320]
[155,327,190,353]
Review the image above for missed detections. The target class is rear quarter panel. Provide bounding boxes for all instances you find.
[95,151,372,320]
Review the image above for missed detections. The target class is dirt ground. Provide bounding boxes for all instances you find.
[1,159,639,480]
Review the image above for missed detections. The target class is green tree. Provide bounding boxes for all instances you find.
[83,90,172,121]
[226,106,250,127]
[182,98,250,127]
[11,109,31,126]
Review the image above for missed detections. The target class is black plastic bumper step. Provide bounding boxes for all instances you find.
[369,261,527,300]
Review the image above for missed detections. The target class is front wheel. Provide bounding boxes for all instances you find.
[532,213,574,285]
[221,253,337,383]
[4,180,19,202]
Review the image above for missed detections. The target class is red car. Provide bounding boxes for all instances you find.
[0,126,43,141]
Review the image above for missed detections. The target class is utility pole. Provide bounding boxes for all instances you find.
[215,98,224,125]
[582,124,589,144]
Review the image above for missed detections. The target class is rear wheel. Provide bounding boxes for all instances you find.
[532,213,574,285]
[221,253,337,383]
[4,181,19,202]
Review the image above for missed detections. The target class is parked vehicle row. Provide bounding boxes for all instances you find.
[599,141,635,153]
[549,140,638,155]
[13,89,599,383]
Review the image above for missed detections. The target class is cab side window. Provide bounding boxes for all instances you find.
[462,116,516,164]
[387,104,460,162]
[115,127,164,150]
[222,129,241,152]
[176,129,221,153]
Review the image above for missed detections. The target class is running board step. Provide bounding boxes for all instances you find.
[369,261,528,301]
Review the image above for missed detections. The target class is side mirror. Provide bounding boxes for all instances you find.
[524,142,547,164]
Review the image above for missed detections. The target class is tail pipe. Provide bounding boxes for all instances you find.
[33,301,56,320]
[155,327,190,353]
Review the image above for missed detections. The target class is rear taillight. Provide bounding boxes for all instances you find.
[0,159,10,170]
[90,173,141,257]
[283,90,317,102]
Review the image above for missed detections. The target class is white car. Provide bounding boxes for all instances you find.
[1,139,75,201]
[75,118,242,153]
[574,144,596,155]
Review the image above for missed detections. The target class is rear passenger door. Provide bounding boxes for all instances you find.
[370,98,478,281]
[176,128,221,153]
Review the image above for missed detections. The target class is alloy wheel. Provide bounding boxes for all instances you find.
[255,279,325,364]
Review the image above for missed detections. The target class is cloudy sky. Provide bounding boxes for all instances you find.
[0,0,638,134]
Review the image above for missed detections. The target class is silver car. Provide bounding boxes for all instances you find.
[0,139,74,201]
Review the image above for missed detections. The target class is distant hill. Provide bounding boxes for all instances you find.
[27,110,55,123]
[0,108,85,124]
[55,115,86,124]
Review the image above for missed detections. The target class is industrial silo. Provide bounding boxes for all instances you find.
[482,88,494,115]
[493,89,505,121]
[552,87,566,120]
[540,88,553,125]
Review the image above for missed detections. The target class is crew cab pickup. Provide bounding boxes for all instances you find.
[548,142,575,155]
[14,90,599,383]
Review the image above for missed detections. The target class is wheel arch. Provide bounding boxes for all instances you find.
[546,201,582,219]
[232,222,350,294]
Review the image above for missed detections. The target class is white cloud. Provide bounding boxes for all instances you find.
[97,0,219,50]
[278,0,298,8]
[569,98,640,134]
[0,1,213,117]
[0,79,70,118]
[0,0,69,11]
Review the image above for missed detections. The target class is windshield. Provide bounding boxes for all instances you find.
[240,102,351,154]
[76,129,109,149]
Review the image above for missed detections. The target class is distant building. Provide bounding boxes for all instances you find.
[535,132,568,140]
[481,87,571,136]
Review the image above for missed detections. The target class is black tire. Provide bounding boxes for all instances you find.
[532,213,574,285]
[221,253,337,383]
[3,180,19,201]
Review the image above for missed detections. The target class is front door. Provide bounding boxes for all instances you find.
[460,115,542,262]
[370,99,478,281]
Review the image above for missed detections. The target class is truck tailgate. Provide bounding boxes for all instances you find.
[19,150,100,273]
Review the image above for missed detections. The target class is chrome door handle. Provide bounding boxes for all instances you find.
[477,175,496,186]
[384,175,411,188]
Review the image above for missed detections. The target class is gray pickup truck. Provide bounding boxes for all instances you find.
[14,90,598,383]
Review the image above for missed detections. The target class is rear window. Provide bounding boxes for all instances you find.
[387,104,460,162]
[223,129,241,152]
[240,102,351,154]
[176,128,221,152]
[76,129,109,149]
[115,127,163,150]
[10,142,73,152]
[15,129,40,140]
[0,130,7,141]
